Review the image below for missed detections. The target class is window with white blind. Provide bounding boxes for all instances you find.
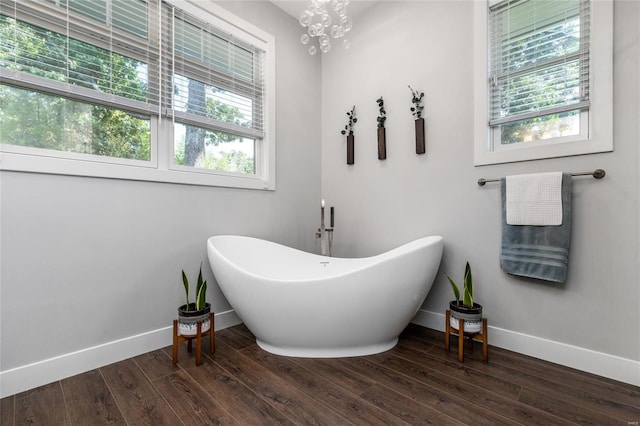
[0,0,275,189]
[473,0,612,165]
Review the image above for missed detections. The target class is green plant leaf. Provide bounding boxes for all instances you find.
[181,270,190,310]
[463,287,473,307]
[195,263,207,310]
[446,275,460,303]
[463,262,473,307]
[196,280,207,310]
[196,265,204,293]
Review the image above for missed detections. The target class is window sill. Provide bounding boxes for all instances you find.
[0,150,274,190]
[473,135,613,166]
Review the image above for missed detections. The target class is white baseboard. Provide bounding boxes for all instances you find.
[0,310,242,398]
[412,309,640,387]
[4,308,637,398]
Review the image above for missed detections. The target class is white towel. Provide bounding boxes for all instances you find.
[506,172,563,226]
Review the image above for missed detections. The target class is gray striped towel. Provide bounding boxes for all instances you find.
[500,173,572,283]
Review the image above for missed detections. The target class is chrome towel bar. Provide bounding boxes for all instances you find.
[477,169,606,186]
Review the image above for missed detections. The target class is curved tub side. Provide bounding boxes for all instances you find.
[325,236,443,347]
[207,235,443,357]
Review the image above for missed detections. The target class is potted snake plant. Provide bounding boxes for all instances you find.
[178,263,211,336]
[446,262,483,333]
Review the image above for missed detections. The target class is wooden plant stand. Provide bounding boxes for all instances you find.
[444,309,488,362]
[172,312,215,366]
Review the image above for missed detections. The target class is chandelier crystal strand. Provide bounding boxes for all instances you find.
[299,0,351,55]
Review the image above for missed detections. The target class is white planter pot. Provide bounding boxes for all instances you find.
[449,301,483,333]
[178,303,211,337]
[449,315,483,333]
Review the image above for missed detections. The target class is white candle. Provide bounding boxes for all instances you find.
[321,198,325,208]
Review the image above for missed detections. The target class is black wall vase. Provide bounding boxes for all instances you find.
[347,134,354,165]
[415,118,425,154]
[377,127,386,160]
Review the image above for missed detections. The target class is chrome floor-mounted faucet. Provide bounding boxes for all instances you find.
[316,200,334,256]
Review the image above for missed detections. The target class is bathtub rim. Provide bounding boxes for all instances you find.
[206,234,444,283]
[208,234,442,260]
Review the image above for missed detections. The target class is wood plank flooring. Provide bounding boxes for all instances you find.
[2,323,639,425]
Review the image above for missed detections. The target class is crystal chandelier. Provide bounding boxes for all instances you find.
[299,0,353,55]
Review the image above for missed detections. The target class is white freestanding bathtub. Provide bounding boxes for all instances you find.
[207,235,443,357]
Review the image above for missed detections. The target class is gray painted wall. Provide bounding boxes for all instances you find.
[0,1,321,371]
[321,0,639,362]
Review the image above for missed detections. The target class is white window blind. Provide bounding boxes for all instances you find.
[162,3,265,141]
[0,0,159,115]
[488,0,590,127]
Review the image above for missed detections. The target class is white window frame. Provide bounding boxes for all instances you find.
[473,0,613,166]
[0,0,276,190]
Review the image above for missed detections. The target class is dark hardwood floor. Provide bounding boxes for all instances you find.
[2,323,639,425]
